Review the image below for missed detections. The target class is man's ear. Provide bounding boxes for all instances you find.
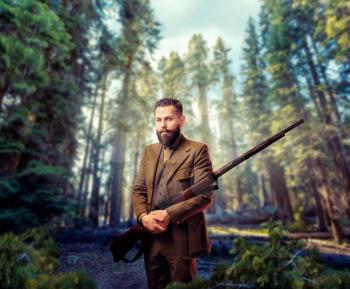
[180,115,186,127]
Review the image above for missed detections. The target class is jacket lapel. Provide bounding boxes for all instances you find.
[165,136,191,185]
[147,143,162,201]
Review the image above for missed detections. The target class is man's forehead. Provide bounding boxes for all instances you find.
[154,105,178,116]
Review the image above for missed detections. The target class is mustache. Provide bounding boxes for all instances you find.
[160,130,171,133]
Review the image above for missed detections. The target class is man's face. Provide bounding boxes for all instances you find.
[154,105,185,147]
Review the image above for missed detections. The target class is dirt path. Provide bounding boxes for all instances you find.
[58,243,217,289]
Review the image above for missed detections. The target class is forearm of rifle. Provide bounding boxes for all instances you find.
[166,192,212,225]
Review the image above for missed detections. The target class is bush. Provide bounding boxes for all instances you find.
[166,221,350,289]
[0,227,96,289]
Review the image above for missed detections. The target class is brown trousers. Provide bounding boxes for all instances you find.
[143,229,196,289]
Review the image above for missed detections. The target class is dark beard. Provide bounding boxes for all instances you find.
[156,126,181,147]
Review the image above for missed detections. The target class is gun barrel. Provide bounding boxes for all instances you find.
[281,119,304,134]
[214,119,304,178]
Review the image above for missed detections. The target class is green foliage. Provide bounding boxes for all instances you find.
[289,205,308,232]
[25,271,96,289]
[0,0,73,94]
[224,221,319,289]
[166,221,350,289]
[317,269,350,289]
[166,278,209,289]
[0,227,96,289]
[0,159,72,233]
[0,0,98,232]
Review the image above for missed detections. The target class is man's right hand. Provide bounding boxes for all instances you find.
[141,214,167,234]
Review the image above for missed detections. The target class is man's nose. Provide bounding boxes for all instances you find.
[160,120,167,128]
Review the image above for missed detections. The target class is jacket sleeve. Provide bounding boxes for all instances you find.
[132,148,149,223]
[166,144,213,225]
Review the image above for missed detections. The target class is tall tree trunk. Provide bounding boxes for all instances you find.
[310,35,350,165]
[110,131,127,226]
[313,157,343,243]
[0,77,9,113]
[198,85,215,213]
[129,137,140,222]
[261,175,271,207]
[110,53,133,226]
[268,161,294,224]
[303,68,324,122]
[104,176,111,226]
[308,171,327,232]
[77,85,98,214]
[80,133,94,218]
[198,85,211,144]
[236,178,244,211]
[302,36,350,199]
[88,74,107,226]
[310,37,342,123]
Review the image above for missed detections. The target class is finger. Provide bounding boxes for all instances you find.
[150,214,164,222]
[154,224,166,233]
[155,217,165,223]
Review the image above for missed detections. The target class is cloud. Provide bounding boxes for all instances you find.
[151,0,260,75]
[152,0,199,26]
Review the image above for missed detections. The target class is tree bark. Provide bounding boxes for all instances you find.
[308,170,327,232]
[104,176,111,226]
[80,135,94,218]
[128,136,140,222]
[261,175,271,207]
[0,77,9,113]
[310,36,342,123]
[313,157,343,243]
[89,74,107,226]
[109,52,133,226]
[236,178,244,211]
[268,161,294,224]
[110,131,127,226]
[302,35,350,199]
[77,84,98,214]
[198,85,216,213]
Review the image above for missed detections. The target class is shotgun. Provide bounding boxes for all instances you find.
[109,119,304,263]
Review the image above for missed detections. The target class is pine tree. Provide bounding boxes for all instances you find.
[241,17,294,223]
[211,37,240,213]
[260,0,345,240]
[0,0,99,232]
[186,34,214,146]
[109,0,160,226]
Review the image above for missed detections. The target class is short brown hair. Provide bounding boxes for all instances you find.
[154,98,183,115]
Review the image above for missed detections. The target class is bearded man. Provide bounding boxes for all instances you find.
[132,98,214,289]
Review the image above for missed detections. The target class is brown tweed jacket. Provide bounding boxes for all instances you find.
[132,135,213,257]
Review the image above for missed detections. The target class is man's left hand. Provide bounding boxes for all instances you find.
[149,210,170,228]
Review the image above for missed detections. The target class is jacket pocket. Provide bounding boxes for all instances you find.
[176,167,194,181]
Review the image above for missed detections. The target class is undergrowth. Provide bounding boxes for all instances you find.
[0,226,96,289]
[167,221,350,289]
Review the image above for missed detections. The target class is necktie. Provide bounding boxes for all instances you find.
[163,147,172,163]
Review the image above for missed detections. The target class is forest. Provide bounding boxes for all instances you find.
[0,0,349,288]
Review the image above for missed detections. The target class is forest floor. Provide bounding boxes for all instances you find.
[57,225,350,289]
[57,242,221,289]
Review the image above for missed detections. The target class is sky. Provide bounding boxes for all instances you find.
[149,0,261,139]
[151,0,261,76]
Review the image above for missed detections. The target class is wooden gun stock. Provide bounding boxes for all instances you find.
[109,225,147,262]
